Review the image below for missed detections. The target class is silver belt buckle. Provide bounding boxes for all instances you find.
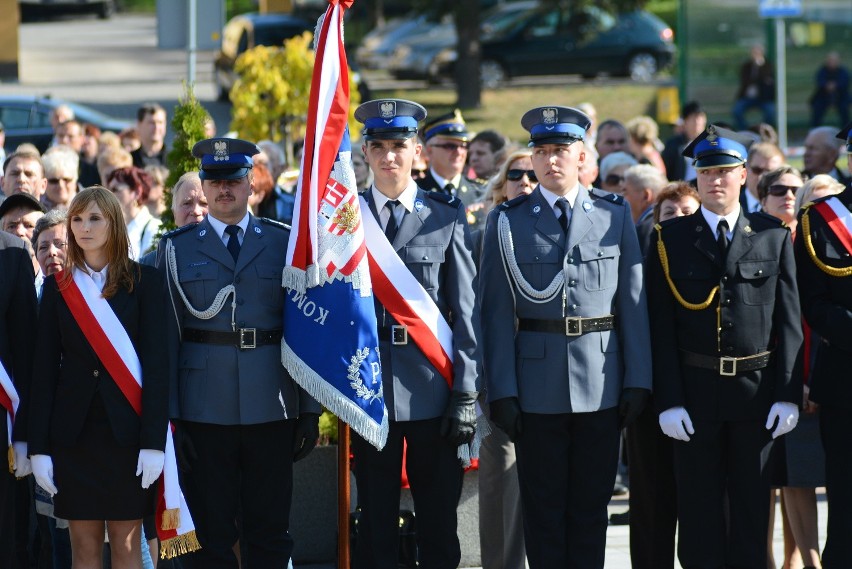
[391,325,408,345]
[240,328,257,349]
[565,317,583,336]
[719,356,737,376]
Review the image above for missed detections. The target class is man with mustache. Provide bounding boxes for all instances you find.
[158,137,320,568]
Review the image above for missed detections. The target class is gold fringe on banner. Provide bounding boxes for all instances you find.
[161,508,180,531]
[160,531,201,560]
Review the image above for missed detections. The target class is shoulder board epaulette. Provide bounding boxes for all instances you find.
[161,222,198,239]
[748,210,787,229]
[658,215,689,229]
[258,217,290,231]
[589,187,624,205]
[473,177,488,186]
[498,192,531,210]
[426,191,462,208]
[465,176,486,188]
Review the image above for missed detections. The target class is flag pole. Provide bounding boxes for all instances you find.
[337,419,351,568]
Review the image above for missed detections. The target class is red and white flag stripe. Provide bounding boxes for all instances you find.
[814,197,852,256]
[360,196,454,385]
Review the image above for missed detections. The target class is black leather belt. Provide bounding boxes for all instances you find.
[183,328,282,349]
[378,325,410,345]
[680,349,772,376]
[518,315,616,336]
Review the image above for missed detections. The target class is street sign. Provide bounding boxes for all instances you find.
[759,0,803,18]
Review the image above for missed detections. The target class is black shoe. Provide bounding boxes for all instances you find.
[609,510,630,525]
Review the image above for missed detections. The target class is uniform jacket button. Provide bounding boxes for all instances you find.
[568,280,576,287]
[597,251,603,257]
[568,304,578,311]
[422,255,429,260]
[755,270,763,276]
[721,276,729,283]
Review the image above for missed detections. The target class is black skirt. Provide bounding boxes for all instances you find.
[52,394,156,520]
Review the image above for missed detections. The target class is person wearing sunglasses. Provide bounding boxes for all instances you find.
[648,125,802,569]
[792,122,852,567]
[599,151,637,195]
[418,109,486,208]
[742,142,784,214]
[480,105,651,568]
[756,165,803,232]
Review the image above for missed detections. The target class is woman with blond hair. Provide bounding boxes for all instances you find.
[29,186,169,569]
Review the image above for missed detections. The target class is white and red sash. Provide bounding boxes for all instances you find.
[0,358,19,473]
[359,195,454,385]
[58,268,200,559]
[813,197,852,257]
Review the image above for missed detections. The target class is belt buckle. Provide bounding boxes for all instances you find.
[719,356,737,376]
[565,317,583,336]
[240,328,257,349]
[391,325,408,345]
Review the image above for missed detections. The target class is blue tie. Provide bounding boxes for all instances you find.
[225,225,241,262]
[556,198,570,234]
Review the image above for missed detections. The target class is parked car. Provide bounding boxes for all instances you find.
[19,0,115,20]
[409,6,674,87]
[388,1,539,82]
[214,12,371,103]
[356,13,445,70]
[0,95,131,154]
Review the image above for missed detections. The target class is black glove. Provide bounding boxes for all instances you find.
[489,397,523,443]
[293,413,320,462]
[172,421,197,472]
[619,388,650,430]
[440,391,478,446]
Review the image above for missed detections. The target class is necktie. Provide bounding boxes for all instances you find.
[384,200,400,243]
[556,198,570,234]
[716,218,729,260]
[225,225,241,262]
[443,183,456,197]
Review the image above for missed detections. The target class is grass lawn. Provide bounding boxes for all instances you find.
[372,82,664,145]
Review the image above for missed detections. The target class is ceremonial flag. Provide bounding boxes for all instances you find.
[282,0,388,450]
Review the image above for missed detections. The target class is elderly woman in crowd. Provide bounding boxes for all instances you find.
[32,210,68,280]
[41,147,79,211]
[653,181,701,223]
[107,166,162,260]
[794,173,845,212]
[599,151,638,194]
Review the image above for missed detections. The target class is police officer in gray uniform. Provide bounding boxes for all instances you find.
[352,99,480,569]
[159,138,320,569]
[479,106,652,569]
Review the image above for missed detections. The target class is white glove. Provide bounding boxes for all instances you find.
[136,449,165,489]
[31,455,58,496]
[766,402,799,439]
[12,442,31,478]
[659,406,695,442]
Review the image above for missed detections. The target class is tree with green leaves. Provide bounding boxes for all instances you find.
[229,31,361,167]
[162,83,208,232]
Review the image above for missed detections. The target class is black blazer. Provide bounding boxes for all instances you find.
[28,264,169,454]
[0,232,37,443]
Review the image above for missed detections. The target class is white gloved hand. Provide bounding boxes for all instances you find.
[136,449,165,489]
[659,406,695,442]
[766,402,799,439]
[31,455,58,496]
[12,442,31,478]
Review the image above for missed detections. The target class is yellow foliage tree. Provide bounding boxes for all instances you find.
[229,31,361,165]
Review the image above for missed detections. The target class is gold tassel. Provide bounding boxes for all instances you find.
[160,508,181,531]
[159,531,202,560]
[7,445,14,475]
